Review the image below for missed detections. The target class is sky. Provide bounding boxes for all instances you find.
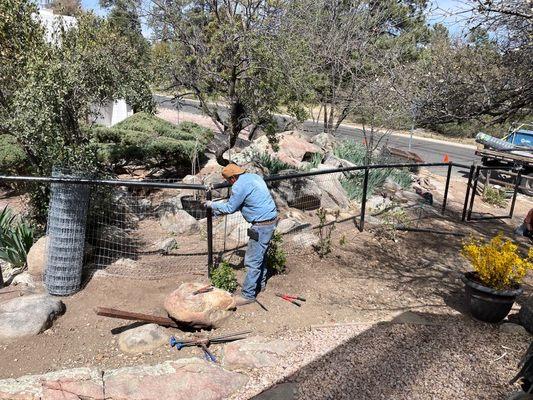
[80,0,473,39]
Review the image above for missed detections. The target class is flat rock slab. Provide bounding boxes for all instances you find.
[0,294,65,341]
[104,358,248,400]
[0,368,103,400]
[164,282,235,328]
[118,323,170,354]
[0,359,247,400]
[223,336,298,370]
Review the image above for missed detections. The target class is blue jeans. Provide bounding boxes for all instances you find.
[242,223,276,299]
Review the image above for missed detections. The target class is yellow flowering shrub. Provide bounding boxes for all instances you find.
[461,234,533,290]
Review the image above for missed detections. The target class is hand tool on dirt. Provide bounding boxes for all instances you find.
[169,330,251,362]
[192,285,214,295]
[275,293,306,307]
[95,307,183,328]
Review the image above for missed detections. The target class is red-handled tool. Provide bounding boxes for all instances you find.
[275,293,306,307]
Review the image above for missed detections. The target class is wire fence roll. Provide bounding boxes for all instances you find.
[44,168,91,296]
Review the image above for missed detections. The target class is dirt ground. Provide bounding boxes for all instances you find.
[0,169,531,399]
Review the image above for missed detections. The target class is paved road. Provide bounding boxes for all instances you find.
[154,95,478,176]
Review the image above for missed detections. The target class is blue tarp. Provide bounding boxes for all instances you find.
[506,129,533,148]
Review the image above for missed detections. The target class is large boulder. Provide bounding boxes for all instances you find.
[271,174,322,211]
[118,324,169,354]
[0,294,65,341]
[275,131,323,167]
[104,359,248,400]
[276,218,309,235]
[27,236,48,280]
[310,132,337,152]
[222,336,298,370]
[160,210,199,235]
[309,165,351,209]
[164,282,235,328]
[231,131,323,169]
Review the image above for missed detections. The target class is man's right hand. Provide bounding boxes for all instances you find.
[202,200,213,208]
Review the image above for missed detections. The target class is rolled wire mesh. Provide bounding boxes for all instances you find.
[44,169,91,295]
[84,179,209,279]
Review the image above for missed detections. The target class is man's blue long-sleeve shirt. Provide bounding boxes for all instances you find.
[211,173,278,223]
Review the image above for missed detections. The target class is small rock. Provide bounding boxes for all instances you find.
[164,282,235,328]
[11,272,35,288]
[160,210,199,235]
[154,238,177,254]
[223,336,298,370]
[501,322,529,335]
[0,294,65,341]
[118,324,169,354]
[109,258,137,270]
[291,232,320,249]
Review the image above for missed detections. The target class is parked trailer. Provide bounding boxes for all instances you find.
[475,123,533,196]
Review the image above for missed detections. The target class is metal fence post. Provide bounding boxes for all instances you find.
[359,167,369,232]
[0,265,4,289]
[206,189,214,278]
[509,170,522,219]
[462,164,476,221]
[441,162,452,215]
[467,165,481,221]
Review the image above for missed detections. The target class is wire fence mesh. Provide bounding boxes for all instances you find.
[84,180,209,279]
[0,162,500,284]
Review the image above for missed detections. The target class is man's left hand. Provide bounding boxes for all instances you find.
[203,200,213,208]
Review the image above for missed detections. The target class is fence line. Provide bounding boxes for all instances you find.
[0,161,528,285]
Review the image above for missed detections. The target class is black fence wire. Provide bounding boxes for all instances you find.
[0,161,530,286]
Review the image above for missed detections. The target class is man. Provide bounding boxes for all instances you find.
[515,208,533,239]
[205,164,278,306]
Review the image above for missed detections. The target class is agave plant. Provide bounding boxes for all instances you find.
[0,206,34,268]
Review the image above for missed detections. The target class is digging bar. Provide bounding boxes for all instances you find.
[95,306,182,328]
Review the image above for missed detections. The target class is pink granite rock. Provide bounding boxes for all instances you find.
[164,282,235,328]
[104,358,247,400]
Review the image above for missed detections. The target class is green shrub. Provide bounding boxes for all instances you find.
[315,207,339,258]
[334,142,412,201]
[334,142,368,165]
[211,260,238,292]
[0,135,28,174]
[90,113,213,170]
[482,185,508,208]
[267,231,287,274]
[0,206,34,268]
[252,151,297,174]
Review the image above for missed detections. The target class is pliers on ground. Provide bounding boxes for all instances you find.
[275,293,306,307]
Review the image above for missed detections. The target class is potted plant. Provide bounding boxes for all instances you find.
[461,233,533,323]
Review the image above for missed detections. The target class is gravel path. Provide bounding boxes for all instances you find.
[229,316,530,400]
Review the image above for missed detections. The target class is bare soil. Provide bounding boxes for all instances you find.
[0,169,531,399]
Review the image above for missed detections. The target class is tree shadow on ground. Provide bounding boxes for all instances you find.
[252,311,524,400]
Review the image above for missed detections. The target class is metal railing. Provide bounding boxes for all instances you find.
[0,160,528,286]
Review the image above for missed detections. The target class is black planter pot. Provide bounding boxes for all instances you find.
[462,272,523,323]
[180,195,207,220]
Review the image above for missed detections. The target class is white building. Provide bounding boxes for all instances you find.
[35,7,133,127]
[92,100,133,127]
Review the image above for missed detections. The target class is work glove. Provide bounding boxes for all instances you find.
[203,200,213,208]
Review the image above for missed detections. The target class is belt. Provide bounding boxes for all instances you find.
[252,217,278,226]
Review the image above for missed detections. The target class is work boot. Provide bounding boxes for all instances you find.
[233,295,255,307]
